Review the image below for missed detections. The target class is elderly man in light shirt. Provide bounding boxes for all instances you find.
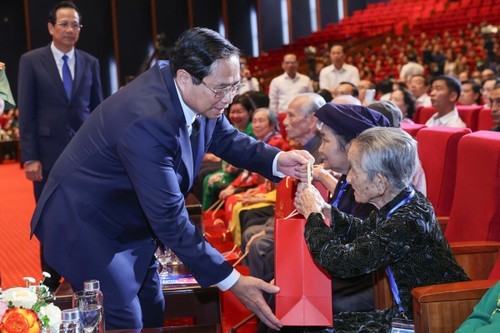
[409,74,432,108]
[319,44,359,94]
[268,53,314,114]
[425,75,466,128]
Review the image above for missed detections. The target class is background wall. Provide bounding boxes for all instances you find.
[0,0,385,100]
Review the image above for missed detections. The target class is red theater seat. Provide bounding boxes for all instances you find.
[477,107,494,131]
[416,127,471,217]
[457,105,482,131]
[444,131,500,242]
[401,122,426,137]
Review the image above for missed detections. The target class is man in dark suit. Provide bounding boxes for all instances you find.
[18,1,103,291]
[30,27,311,330]
[19,0,103,196]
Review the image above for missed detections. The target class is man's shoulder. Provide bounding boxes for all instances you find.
[343,63,358,71]
[75,48,99,63]
[21,45,50,59]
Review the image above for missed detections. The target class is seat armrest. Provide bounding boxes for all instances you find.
[450,241,500,280]
[412,279,498,333]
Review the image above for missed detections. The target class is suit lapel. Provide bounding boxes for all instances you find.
[41,45,68,101]
[161,63,195,191]
[71,49,85,100]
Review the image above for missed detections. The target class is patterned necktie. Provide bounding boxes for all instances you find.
[62,55,72,98]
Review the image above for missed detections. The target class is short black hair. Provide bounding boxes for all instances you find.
[461,79,482,104]
[338,81,359,97]
[432,75,462,100]
[169,27,240,84]
[48,1,81,25]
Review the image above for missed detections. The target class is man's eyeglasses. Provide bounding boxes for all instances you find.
[56,21,83,30]
[201,81,245,99]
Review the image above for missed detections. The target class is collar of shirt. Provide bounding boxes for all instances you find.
[284,72,300,81]
[434,107,459,124]
[173,79,198,132]
[331,63,347,73]
[51,42,75,78]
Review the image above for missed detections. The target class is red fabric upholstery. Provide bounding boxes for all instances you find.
[416,127,471,216]
[415,107,436,124]
[445,131,500,242]
[477,107,494,131]
[457,105,482,131]
[401,122,426,137]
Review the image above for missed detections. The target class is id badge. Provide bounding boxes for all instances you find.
[390,318,414,333]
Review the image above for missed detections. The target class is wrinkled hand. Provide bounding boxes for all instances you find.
[0,62,5,70]
[208,173,223,186]
[230,275,282,331]
[294,182,326,218]
[219,186,235,200]
[24,161,43,182]
[277,150,314,182]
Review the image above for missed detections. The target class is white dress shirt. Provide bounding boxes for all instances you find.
[51,42,75,80]
[425,108,466,128]
[319,63,360,91]
[268,72,314,114]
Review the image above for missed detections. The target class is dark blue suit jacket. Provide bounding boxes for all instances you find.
[18,44,103,175]
[30,61,281,308]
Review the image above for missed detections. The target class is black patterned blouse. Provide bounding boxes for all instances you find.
[304,187,469,332]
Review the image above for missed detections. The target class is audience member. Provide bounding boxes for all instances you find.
[333,81,359,99]
[295,127,469,332]
[489,83,500,132]
[368,101,427,195]
[399,54,424,83]
[18,0,103,291]
[243,94,326,275]
[471,70,482,85]
[390,88,417,123]
[425,75,466,128]
[409,74,432,108]
[459,79,482,106]
[357,79,376,106]
[458,71,469,82]
[268,53,314,114]
[481,68,496,82]
[319,44,360,94]
[482,78,500,108]
[455,281,500,333]
[239,55,261,94]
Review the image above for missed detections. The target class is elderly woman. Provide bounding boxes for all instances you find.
[295,127,469,332]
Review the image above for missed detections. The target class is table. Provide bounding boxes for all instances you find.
[54,268,221,329]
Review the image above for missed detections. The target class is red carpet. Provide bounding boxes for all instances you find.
[0,160,257,332]
[0,161,41,289]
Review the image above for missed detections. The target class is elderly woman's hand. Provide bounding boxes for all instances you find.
[294,182,327,218]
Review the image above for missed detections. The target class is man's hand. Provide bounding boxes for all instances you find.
[276,150,314,182]
[230,275,282,330]
[24,161,43,182]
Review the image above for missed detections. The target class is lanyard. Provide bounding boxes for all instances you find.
[384,189,415,314]
[332,181,348,208]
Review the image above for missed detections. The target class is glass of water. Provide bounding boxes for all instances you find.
[72,290,102,333]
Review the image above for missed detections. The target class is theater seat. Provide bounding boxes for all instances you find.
[412,247,500,333]
[457,105,482,131]
[415,107,435,124]
[444,131,500,242]
[401,122,426,137]
[416,127,471,217]
[477,107,494,131]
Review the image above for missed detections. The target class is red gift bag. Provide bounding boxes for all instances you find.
[275,218,333,326]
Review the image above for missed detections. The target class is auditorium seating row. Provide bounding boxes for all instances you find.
[412,105,495,132]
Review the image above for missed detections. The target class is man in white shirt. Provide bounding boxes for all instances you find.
[268,53,313,114]
[409,74,432,108]
[319,44,359,94]
[425,75,466,128]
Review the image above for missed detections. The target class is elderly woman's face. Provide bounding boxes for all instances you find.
[229,103,251,130]
[346,144,380,204]
[319,125,350,174]
[252,110,274,141]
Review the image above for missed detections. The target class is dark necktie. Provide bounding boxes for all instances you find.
[190,116,200,144]
[62,55,72,98]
